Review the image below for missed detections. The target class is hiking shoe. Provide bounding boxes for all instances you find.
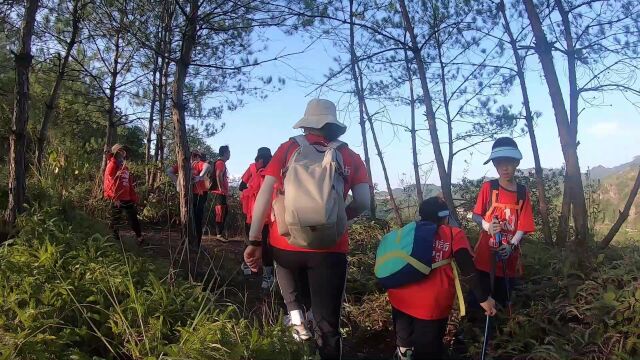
[291,324,312,342]
[394,347,413,360]
[241,262,253,276]
[284,310,312,342]
[261,266,274,290]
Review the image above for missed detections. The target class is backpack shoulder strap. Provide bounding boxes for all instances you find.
[484,180,501,219]
[292,135,309,147]
[327,140,346,149]
[516,183,526,212]
[489,179,500,191]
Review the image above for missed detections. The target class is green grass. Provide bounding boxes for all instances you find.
[0,205,305,360]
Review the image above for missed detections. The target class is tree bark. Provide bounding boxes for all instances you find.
[171,0,198,246]
[145,47,161,185]
[554,0,589,244]
[556,178,571,247]
[523,0,589,246]
[36,0,82,172]
[150,0,174,189]
[348,0,376,219]
[6,0,39,224]
[499,0,552,244]
[398,0,459,224]
[404,46,422,203]
[96,18,123,197]
[599,167,640,249]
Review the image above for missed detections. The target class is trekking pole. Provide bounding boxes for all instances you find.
[481,218,500,360]
[501,258,512,317]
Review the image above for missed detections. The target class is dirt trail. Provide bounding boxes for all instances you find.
[118,226,394,360]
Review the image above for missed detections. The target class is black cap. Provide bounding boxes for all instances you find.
[419,196,450,223]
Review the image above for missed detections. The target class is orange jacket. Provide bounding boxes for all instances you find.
[103,154,138,202]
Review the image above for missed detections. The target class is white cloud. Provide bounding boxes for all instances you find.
[587,121,622,137]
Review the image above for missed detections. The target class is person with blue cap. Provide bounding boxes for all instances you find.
[471,137,535,311]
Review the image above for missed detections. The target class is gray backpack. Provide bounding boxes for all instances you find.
[272,135,348,249]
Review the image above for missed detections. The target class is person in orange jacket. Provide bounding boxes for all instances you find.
[103,144,144,245]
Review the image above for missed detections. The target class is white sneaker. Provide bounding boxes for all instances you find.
[285,310,311,342]
[261,266,274,290]
[241,262,252,276]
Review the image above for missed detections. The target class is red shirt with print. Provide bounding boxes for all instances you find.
[387,225,470,320]
[263,134,370,254]
[171,160,208,195]
[212,160,229,196]
[472,181,535,277]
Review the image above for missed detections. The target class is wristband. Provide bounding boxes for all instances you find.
[245,239,262,247]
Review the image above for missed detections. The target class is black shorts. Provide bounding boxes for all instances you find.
[212,193,227,206]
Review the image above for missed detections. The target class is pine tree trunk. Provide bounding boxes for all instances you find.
[404,47,422,203]
[399,0,459,224]
[348,0,376,219]
[36,0,82,173]
[523,0,589,246]
[171,0,198,246]
[145,49,160,185]
[599,167,640,249]
[554,0,590,245]
[499,0,552,244]
[96,25,122,197]
[6,0,39,224]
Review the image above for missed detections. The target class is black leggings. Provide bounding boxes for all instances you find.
[392,307,448,360]
[193,192,208,246]
[273,248,347,360]
[244,223,273,267]
[109,200,142,240]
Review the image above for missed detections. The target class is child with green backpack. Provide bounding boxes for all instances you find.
[376,197,497,360]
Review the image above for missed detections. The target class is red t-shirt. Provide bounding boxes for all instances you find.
[212,160,229,196]
[240,162,271,224]
[387,226,470,320]
[263,134,370,253]
[472,181,535,277]
[171,160,208,195]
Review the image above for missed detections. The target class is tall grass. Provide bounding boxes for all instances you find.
[0,205,304,359]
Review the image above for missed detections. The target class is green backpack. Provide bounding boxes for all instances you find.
[374,221,466,315]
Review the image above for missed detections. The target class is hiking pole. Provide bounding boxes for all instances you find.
[481,219,500,360]
[501,258,512,317]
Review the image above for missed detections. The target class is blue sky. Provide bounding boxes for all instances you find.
[205,30,640,188]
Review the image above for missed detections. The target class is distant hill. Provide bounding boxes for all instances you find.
[589,156,640,181]
[597,166,640,229]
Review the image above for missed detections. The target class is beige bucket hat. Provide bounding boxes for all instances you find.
[111,143,125,154]
[293,99,347,135]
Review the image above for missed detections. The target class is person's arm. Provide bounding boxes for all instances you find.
[194,162,210,182]
[105,157,118,177]
[454,248,489,303]
[346,183,370,220]
[244,176,277,272]
[239,181,248,191]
